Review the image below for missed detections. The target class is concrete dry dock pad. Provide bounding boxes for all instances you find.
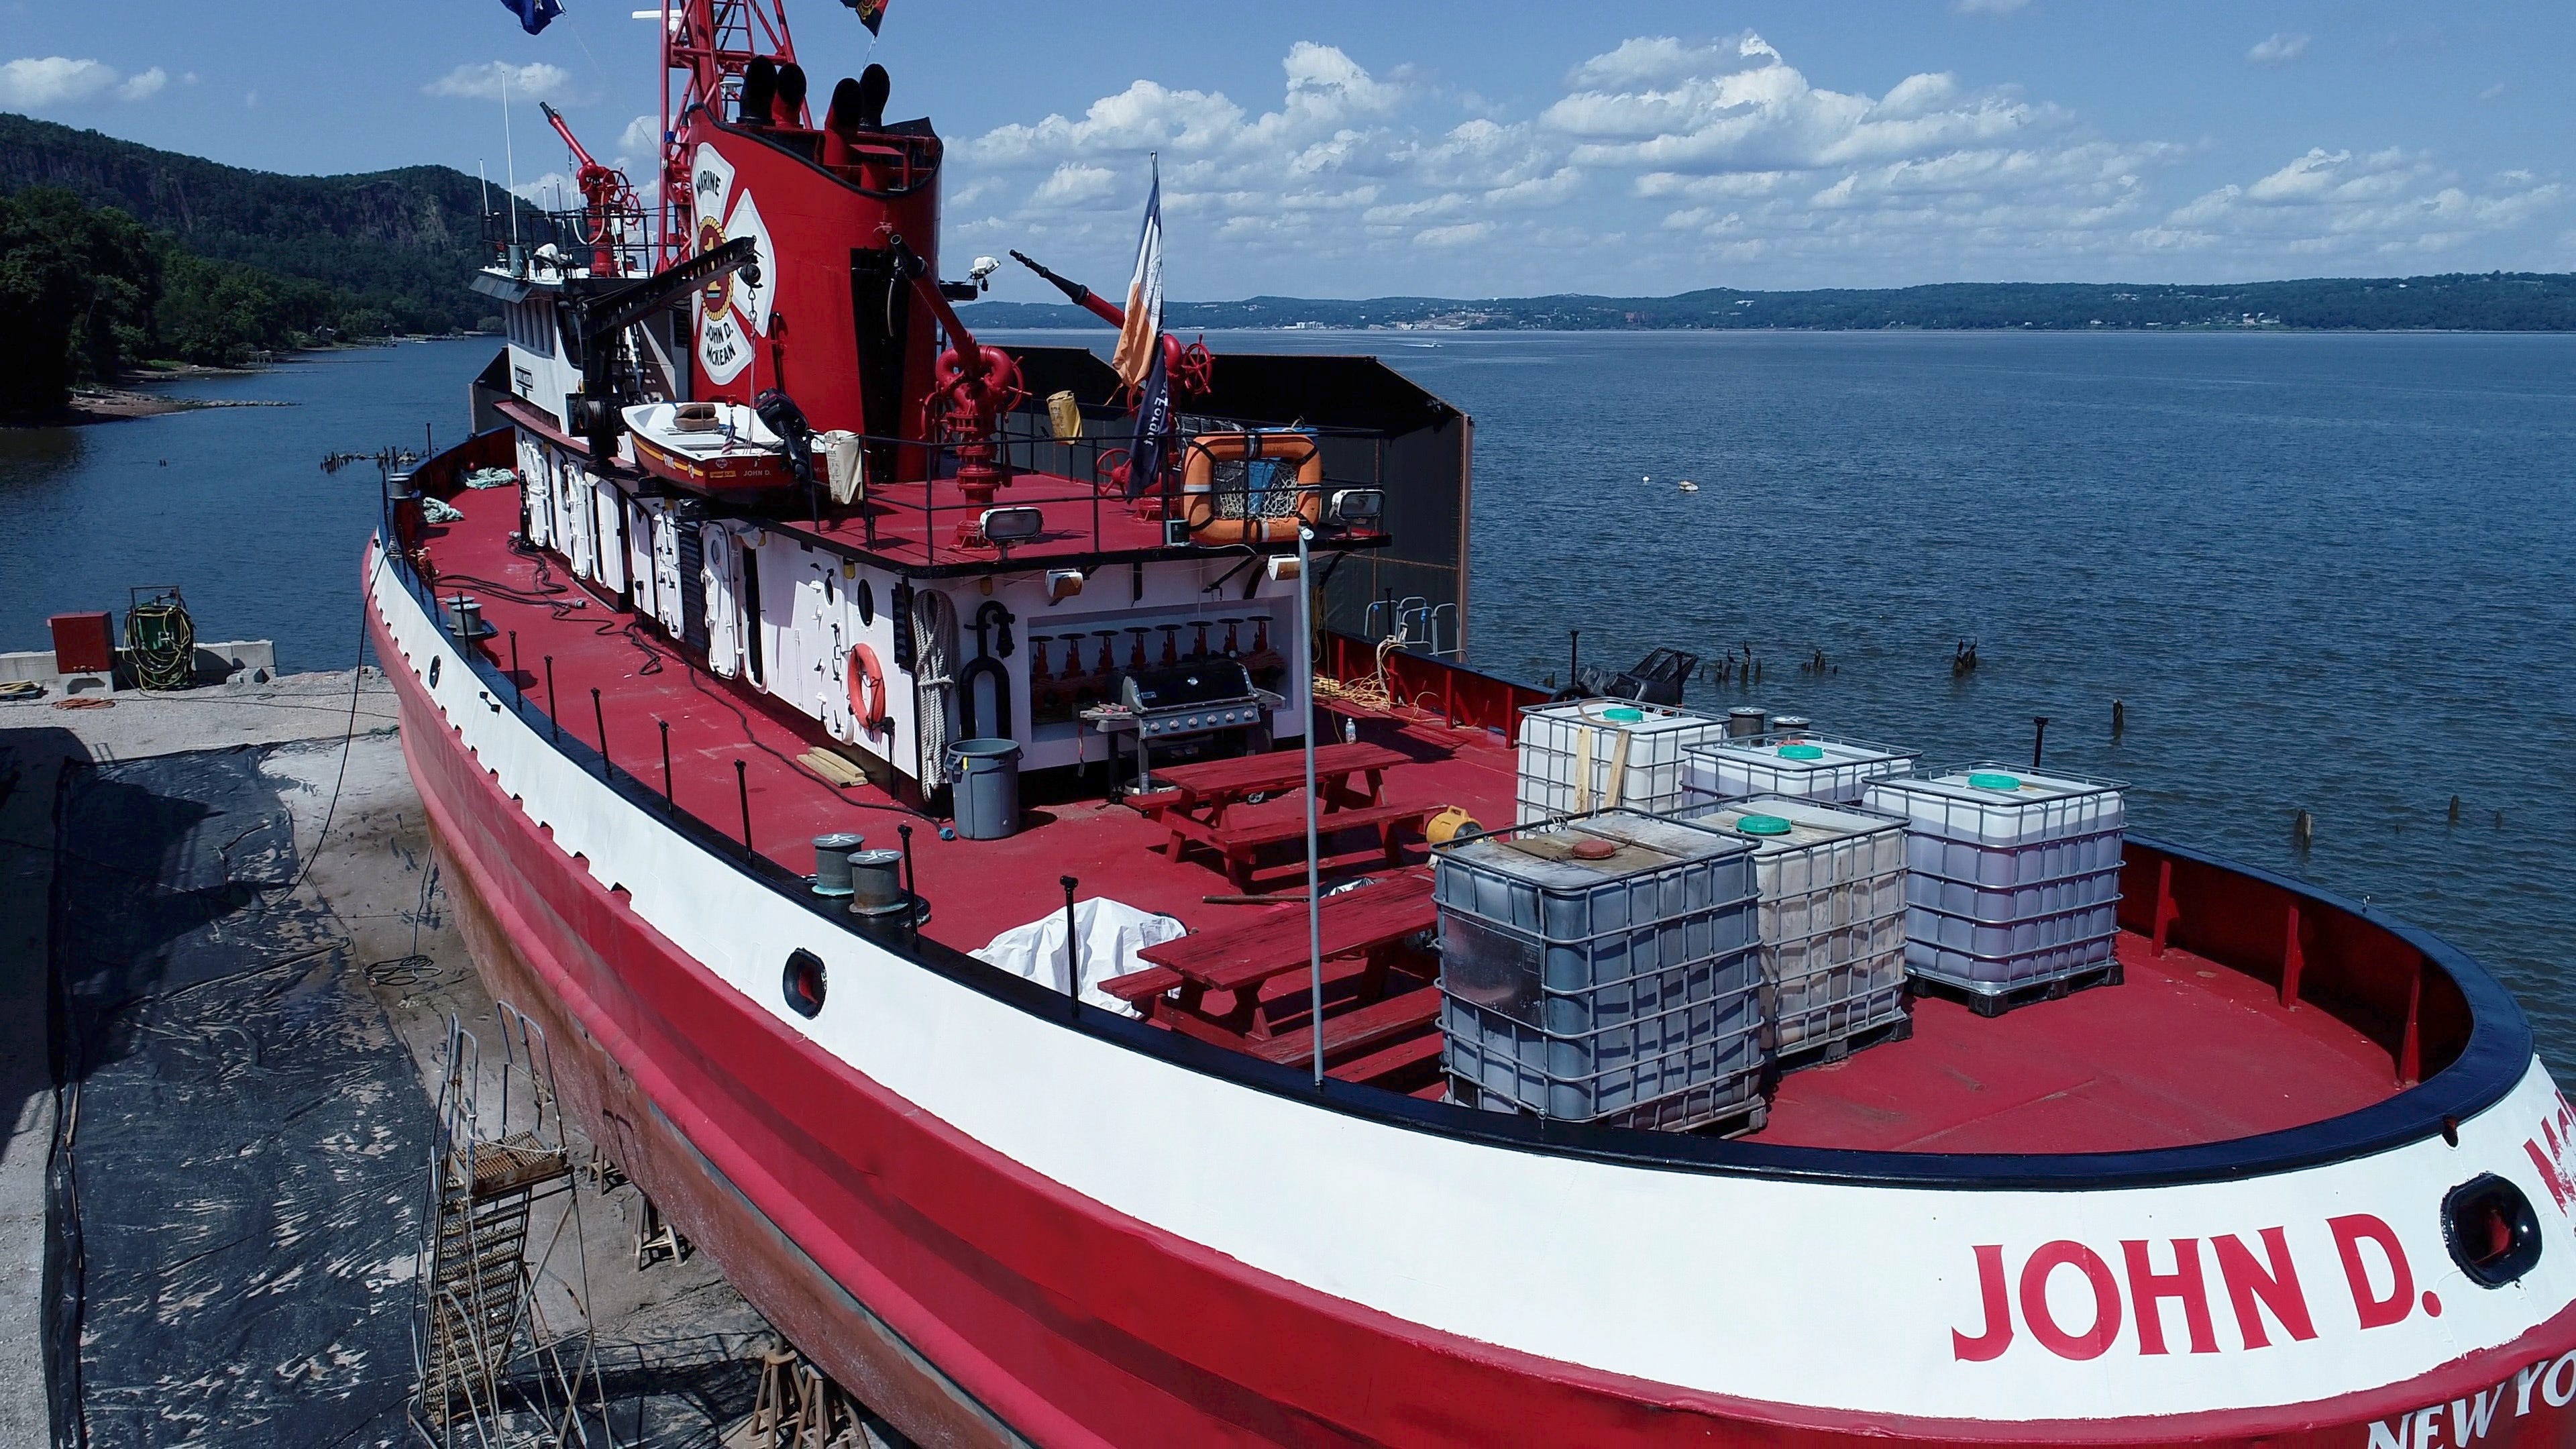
[1,674,772,1446]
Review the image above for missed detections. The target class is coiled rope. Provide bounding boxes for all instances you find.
[123,594,196,692]
[1309,585,1405,712]
[912,588,958,780]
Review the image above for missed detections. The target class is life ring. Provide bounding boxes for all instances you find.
[849,643,891,735]
[1181,431,1324,543]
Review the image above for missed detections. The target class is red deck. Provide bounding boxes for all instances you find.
[416,480,2400,1154]
[787,471,1186,570]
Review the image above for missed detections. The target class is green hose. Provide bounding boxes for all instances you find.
[125,597,197,692]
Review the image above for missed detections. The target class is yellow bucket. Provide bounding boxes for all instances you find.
[1045,390,1083,441]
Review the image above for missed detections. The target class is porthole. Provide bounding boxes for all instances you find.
[783,949,827,1018]
[428,656,441,687]
[2443,1173,2542,1288]
[856,580,874,626]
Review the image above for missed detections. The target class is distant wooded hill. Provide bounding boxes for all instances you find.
[0,111,520,338]
[964,273,2576,333]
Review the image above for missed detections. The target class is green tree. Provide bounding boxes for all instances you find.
[0,186,160,417]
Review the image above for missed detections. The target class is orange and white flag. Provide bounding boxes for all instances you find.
[1110,160,1163,388]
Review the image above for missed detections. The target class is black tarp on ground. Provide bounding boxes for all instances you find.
[51,745,430,1448]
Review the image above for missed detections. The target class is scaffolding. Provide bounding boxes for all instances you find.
[411,1002,619,1447]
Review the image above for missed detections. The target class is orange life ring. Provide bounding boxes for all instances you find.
[1181,431,1324,543]
[849,643,891,735]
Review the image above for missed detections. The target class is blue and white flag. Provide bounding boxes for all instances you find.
[1125,340,1173,501]
[501,0,564,36]
[1110,160,1163,390]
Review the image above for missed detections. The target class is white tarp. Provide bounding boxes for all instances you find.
[972,898,1187,1017]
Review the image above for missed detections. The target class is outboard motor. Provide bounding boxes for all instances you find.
[755,388,818,490]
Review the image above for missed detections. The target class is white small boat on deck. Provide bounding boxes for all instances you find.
[623,400,814,492]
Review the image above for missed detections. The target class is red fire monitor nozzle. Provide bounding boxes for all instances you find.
[890,231,1024,504]
[1008,249,1214,398]
[539,101,643,277]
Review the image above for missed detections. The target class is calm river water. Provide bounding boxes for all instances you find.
[5,329,2570,1069]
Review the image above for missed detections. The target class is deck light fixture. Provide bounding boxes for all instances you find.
[1328,488,1385,529]
[979,506,1044,559]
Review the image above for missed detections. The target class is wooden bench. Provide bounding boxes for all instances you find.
[1141,872,1432,988]
[1125,871,1436,1034]
[1125,741,1409,878]
[1204,800,1430,892]
[1252,988,1440,1070]
[1098,965,1184,1010]
[1328,1030,1444,1086]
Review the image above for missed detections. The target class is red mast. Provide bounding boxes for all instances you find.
[655,0,800,270]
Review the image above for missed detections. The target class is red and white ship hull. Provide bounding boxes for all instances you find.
[370,541,2576,1447]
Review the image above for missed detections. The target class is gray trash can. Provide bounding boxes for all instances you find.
[950,738,1022,841]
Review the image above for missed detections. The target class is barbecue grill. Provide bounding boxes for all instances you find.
[1119,659,1266,739]
[1082,658,1282,796]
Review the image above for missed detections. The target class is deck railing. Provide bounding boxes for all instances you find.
[749,411,1405,569]
[1316,629,1550,737]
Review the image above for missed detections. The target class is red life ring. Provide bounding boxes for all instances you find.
[849,643,891,735]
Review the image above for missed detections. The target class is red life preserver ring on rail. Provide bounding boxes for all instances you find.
[849,644,891,735]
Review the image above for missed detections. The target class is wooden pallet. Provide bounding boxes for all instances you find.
[1914,960,2125,1019]
[1448,1077,1772,1139]
[1770,1012,1915,1080]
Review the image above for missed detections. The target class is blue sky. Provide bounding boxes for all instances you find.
[4,1,2569,299]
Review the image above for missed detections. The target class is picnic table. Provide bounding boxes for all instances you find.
[1102,869,1442,1073]
[1124,741,1425,889]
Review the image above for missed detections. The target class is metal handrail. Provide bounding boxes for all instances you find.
[718,411,1401,566]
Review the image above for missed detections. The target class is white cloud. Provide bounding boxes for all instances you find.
[509,171,577,207]
[1953,0,2030,15]
[1031,162,1122,208]
[2246,33,2310,67]
[2477,82,2508,102]
[1413,221,1493,248]
[0,56,168,108]
[2161,147,2561,257]
[425,61,577,104]
[1569,37,1748,91]
[951,32,2569,297]
[1541,35,2053,178]
[616,114,661,162]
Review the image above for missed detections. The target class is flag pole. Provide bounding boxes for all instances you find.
[502,70,520,252]
[1299,523,1324,1086]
